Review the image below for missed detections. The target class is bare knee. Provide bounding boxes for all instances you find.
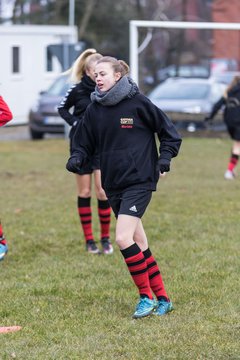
[232,141,240,155]
[78,188,91,198]
[95,187,107,200]
[115,232,134,249]
[76,174,92,198]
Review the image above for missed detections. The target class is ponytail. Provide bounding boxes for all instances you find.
[225,75,240,97]
[63,48,102,83]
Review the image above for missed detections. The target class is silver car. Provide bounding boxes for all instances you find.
[28,75,71,140]
[148,77,227,131]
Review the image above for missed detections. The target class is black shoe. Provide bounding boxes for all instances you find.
[100,237,113,255]
[86,240,101,254]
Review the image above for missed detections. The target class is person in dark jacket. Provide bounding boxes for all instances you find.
[67,56,182,319]
[58,49,113,254]
[0,95,13,260]
[205,75,240,179]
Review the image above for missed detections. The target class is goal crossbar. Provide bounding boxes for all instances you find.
[130,20,240,84]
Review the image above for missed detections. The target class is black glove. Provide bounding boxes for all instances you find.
[66,155,82,173]
[157,158,171,174]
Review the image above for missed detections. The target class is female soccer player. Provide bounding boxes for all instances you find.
[66,56,182,318]
[58,49,112,254]
[206,75,240,179]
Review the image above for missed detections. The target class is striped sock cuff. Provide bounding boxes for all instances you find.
[120,243,141,259]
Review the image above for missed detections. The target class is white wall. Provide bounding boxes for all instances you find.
[0,25,77,125]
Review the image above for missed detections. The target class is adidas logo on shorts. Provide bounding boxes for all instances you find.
[129,205,137,212]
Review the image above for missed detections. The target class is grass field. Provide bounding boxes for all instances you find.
[0,137,239,359]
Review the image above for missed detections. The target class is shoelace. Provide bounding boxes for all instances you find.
[136,298,150,310]
[158,301,168,307]
[156,301,171,314]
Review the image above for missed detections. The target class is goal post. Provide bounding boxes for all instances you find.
[129,20,240,84]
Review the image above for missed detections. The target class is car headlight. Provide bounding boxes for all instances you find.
[183,105,202,114]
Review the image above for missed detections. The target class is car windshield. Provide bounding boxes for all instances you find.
[149,82,210,100]
[46,76,70,96]
[160,65,209,78]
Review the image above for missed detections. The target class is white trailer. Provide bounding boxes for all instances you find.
[0,25,77,125]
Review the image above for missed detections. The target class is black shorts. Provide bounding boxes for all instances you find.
[227,125,240,141]
[107,189,152,219]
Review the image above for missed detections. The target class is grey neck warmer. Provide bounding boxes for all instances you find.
[90,75,139,106]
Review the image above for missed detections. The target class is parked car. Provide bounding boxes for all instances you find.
[28,75,71,140]
[144,64,209,85]
[157,64,210,82]
[211,71,240,85]
[147,77,227,131]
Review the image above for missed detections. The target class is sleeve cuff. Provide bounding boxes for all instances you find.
[159,152,172,161]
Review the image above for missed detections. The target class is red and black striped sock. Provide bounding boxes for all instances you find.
[77,197,93,243]
[0,222,7,245]
[121,243,153,299]
[143,248,169,302]
[227,153,239,172]
[98,199,111,240]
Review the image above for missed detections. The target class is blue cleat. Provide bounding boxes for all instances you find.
[132,297,156,319]
[0,243,8,261]
[154,300,173,316]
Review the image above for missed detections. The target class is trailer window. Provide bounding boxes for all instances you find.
[12,46,20,73]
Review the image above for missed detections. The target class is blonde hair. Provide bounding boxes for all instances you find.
[68,48,102,83]
[224,75,240,98]
[96,56,130,77]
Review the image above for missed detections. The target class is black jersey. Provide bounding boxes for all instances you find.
[71,93,182,192]
[58,75,95,126]
[58,75,100,170]
[209,82,240,140]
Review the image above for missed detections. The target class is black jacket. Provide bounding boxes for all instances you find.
[58,75,95,127]
[209,83,240,127]
[71,93,182,193]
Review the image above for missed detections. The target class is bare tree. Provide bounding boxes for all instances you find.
[12,0,25,23]
[78,0,97,40]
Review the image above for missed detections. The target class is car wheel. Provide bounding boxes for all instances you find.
[29,128,44,140]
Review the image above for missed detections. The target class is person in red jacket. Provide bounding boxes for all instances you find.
[0,95,13,260]
[0,95,13,126]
